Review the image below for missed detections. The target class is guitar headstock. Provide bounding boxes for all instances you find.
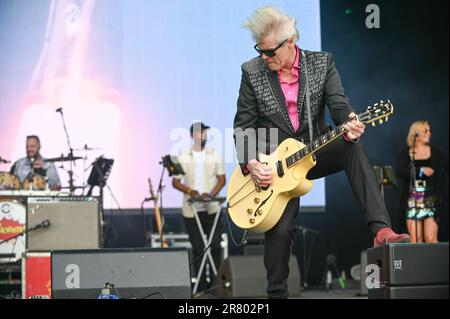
[359,100,394,127]
[148,178,155,198]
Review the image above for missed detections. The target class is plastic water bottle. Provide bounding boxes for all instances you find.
[97,284,119,299]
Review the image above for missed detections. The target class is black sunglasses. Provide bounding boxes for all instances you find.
[254,39,288,57]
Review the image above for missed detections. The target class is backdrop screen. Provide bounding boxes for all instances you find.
[0,0,324,209]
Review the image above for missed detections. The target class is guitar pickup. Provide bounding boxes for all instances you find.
[276,160,284,177]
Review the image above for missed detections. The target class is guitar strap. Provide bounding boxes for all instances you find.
[302,50,314,143]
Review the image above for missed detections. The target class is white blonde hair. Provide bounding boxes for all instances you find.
[407,120,429,147]
[244,6,299,44]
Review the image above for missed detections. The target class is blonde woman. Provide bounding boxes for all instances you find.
[396,121,449,243]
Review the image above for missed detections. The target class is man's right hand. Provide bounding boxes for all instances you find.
[247,159,274,187]
[189,190,200,198]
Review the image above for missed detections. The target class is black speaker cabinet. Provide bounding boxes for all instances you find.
[367,243,449,299]
[369,285,448,299]
[213,255,301,298]
[51,248,191,299]
[367,243,448,286]
[27,197,101,250]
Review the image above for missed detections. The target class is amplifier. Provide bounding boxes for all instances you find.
[27,197,101,251]
[367,243,448,286]
[51,248,191,299]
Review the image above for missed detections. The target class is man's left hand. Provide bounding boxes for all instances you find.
[344,112,366,140]
[200,193,212,200]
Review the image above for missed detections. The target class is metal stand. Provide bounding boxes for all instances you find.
[320,254,345,290]
[56,108,76,195]
[410,135,419,242]
[373,165,398,199]
[189,197,225,295]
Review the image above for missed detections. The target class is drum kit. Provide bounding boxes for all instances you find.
[0,144,101,192]
[0,146,104,263]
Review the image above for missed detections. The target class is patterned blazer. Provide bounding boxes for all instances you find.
[233,48,355,170]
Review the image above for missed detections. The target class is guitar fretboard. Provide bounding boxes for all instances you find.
[284,100,392,169]
[285,124,346,168]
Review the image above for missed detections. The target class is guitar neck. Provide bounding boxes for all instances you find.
[285,100,393,168]
[286,122,347,168]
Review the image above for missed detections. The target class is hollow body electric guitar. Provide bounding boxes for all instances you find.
[148,178,169,247]
[227,100,394,233]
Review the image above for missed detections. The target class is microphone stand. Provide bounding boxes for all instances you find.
[56,108,75,195]
[0,220,50,246]
[27,157,35,189]
[410,134,419,242]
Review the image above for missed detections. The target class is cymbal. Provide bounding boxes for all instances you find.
[46,156,83,162]
[73,144,101,151]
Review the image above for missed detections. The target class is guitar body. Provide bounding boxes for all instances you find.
[227,138,316,232]
[227,100,394,233]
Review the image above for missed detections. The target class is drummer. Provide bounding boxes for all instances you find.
[10,135,61,191]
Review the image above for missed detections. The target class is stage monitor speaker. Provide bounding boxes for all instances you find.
[51,248,191,299]
[369,285,448,299]
[367,243,448,299]
[367,242,448,286]
[27,197,101,251]
[213,255,301,298]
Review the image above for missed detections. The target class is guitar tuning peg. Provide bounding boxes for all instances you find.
[379,119,383,124]
[372,122,376,127]
[385,117,389,122]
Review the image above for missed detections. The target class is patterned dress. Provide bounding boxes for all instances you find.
[406,158,436,220]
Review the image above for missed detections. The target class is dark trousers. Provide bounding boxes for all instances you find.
[264,138,392,298]
[184,212,222,292]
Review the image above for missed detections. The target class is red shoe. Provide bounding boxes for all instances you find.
[373,227,411,247]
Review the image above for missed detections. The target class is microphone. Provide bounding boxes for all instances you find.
[29,157,35,173]
[33,219,50,230]
[56,107,63,113]
[40,219,51,228]
[0,157,11,164]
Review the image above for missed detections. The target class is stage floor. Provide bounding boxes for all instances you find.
[196,287,367,299]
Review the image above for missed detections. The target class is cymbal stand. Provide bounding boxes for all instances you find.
[56,108,76,195]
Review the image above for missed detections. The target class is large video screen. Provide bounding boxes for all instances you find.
[0,0,324,209]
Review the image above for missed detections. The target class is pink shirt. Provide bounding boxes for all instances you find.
[278,46,300,132]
